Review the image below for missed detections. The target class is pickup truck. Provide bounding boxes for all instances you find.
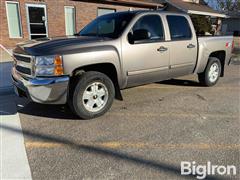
[12,10,233,119]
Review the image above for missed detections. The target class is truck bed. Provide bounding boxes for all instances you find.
[194,35,233,74]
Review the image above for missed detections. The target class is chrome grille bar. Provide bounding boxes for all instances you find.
[13,53,34,78]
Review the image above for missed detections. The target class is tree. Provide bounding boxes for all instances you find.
[204,0,240,35]
[190,15,212,35]
[217,0,239,12]
[206,0,240,12]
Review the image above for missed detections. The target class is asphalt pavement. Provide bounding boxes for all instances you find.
[3,64,240,180]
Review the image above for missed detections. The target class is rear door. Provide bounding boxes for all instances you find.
[166,15,198,77]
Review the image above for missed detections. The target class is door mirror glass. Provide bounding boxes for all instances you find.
[128,29,150,44]
[127,32,134,44]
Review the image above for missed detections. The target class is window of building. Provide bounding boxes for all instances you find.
[130,15,164,43]
[65,6,76,36]
[98,8,116,16]
[26,4,48,39]
[6,1,22,38]
[167,15,192,40]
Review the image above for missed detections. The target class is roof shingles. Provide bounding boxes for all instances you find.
[166,0,226,17]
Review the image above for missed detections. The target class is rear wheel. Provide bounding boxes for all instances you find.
[69,71,115,119]
[198,57,221,87]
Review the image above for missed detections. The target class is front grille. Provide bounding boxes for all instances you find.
[16,65,31,75]
[14,54,31,63]
[14,53,33,77]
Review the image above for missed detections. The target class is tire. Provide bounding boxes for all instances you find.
[69,71,115,119]
[198,57,222,87]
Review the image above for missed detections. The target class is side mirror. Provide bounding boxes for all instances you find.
[128,32,134,44]
[128,29,150,44]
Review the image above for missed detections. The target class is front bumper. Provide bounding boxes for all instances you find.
[12,67,69,104]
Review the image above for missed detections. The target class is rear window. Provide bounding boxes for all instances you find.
[167,15,192,40]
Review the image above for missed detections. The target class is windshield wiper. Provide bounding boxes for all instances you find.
[80,33,99,37]
[74,33,80,36]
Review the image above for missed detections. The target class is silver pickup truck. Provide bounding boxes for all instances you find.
[12,11,233,119]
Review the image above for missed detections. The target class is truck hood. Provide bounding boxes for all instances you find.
[13,36,111,56]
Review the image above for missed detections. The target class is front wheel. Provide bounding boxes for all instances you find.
[198,57,222,87]
[69,71,115,119]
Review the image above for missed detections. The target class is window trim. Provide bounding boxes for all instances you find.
[64,6,76,36]
[5,1,23,38]
[166,15,193,41]
[97,7,116,17]
[128,14,165,45]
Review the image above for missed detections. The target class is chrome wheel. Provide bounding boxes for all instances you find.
[82,82,109,113]
[208,63,219,83]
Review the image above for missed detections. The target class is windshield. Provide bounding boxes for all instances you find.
[79,13,135,39]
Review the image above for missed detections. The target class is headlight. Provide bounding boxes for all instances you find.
[35,55,64,76]
[36,55,55,66]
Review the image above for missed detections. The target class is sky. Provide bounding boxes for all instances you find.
[204,0,218,9]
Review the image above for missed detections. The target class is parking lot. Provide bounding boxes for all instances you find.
[7,63,237,179]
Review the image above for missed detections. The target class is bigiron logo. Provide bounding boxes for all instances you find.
[181,161,237,179]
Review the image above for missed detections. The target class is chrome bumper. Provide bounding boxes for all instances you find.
[12,68,69,104]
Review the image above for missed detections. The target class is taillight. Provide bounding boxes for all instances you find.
[226,41,234,53]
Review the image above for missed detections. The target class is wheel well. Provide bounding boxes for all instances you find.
[209,51,226,77]
[71,63,123,100]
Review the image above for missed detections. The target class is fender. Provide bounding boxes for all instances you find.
[62,45,125,88]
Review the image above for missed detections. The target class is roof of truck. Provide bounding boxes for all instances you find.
[102,10,188,16]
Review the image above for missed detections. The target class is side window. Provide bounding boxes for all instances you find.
[167,16,192,40]
[129,15,164,44]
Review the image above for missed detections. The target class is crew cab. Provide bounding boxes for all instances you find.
[12,11,233,119]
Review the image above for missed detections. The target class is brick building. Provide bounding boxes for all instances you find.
[0,0,164,48]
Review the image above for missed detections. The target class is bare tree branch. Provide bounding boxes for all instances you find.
[214,0,240,12]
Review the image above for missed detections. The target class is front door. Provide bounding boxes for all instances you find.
[26,4,48,39]
[122,14,170,87]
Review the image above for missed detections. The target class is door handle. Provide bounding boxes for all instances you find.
[187,44,196,49]
[157,46,168,52]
